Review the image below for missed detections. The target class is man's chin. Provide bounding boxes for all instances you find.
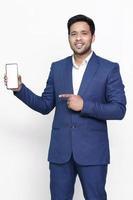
[74,49,85,55]
[74,47,91,56]
[75,51,88,56]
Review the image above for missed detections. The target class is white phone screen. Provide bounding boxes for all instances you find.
[6,63,18,89]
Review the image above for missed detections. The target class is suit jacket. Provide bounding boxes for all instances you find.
[15,52,126,165]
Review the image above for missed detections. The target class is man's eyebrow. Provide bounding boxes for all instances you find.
[70,31,77,33]
[71,30,89,33]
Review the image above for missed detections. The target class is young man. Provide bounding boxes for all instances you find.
[5,14,126,199]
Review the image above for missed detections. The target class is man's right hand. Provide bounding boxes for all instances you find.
[4,75,22,92]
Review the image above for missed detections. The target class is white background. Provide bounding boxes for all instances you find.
[0,0,132,199]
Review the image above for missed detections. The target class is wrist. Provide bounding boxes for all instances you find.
[12,83,22,92]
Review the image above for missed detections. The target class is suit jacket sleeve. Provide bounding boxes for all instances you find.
[14,65,55,114]
[81,64,126,120]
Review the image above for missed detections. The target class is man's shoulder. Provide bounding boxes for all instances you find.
[95,53,119,66]
[50,56,72,73]
[93,53,120,75]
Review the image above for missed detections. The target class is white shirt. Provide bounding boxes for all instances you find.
[72,52,93,95]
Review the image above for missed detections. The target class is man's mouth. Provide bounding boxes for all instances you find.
[75,43,84,49]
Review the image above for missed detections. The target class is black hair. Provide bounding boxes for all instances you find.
[67,14,95,35]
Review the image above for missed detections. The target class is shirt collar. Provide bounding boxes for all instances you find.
[72,51,93,69]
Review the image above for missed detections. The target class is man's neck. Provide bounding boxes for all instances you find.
[74,50,92,66]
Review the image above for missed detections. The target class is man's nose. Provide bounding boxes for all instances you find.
[75,33,82,40]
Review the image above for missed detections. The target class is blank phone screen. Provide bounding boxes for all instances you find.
[6,63,18,89]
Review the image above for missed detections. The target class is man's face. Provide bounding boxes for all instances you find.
[68,21,95,56]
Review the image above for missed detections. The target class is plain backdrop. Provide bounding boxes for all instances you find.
[0,0,132,199]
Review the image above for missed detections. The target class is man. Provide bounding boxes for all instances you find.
[5,14,126,200]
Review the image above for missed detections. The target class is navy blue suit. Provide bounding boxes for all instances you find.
[14,52,126,199]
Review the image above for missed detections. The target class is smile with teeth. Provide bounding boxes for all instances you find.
[75,43,84,49]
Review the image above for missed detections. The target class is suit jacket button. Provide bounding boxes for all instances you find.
[71,125,76,128]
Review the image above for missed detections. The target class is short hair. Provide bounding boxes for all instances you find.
[67,14,95,35]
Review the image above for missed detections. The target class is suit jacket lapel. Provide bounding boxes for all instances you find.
[62,56,73,94]
[78,53,99,96]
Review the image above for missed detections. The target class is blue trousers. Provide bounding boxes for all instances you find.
[49,155,108,200]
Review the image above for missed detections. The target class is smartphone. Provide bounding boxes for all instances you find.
[5,63,19,89]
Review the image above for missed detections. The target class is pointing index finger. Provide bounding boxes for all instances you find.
[59,94,73,99]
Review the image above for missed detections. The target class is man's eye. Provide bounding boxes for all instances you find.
[82,32,88,35]
[71,33,76,36]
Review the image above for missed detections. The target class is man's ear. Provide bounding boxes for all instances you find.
[92,34,95,43]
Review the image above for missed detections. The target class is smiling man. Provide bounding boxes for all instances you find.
[5,14,126,200]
